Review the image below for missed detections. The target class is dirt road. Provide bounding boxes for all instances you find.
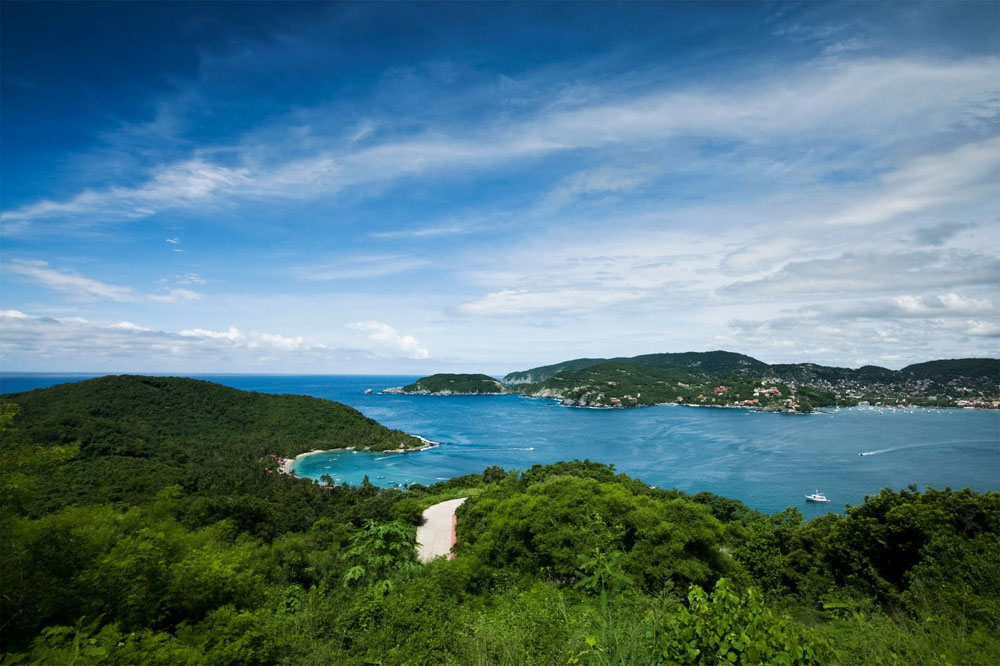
[416,497,466,563]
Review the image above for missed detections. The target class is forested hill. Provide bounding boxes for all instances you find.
[1,375,422,513]
[389,373,508,394]
[4,375,422,457]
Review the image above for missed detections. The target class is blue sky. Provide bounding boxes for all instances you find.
[2,1,998,373]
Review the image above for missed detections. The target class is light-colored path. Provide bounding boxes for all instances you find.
[416,497,466,563]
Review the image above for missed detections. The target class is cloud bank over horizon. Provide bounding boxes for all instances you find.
[2,2,997,373]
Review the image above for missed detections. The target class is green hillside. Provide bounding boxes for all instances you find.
[1,375,422,514]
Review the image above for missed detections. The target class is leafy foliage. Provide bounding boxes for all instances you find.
[341,520,419,596]
[650,578,830,665]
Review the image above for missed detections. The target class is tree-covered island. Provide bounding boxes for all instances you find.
[384,373,509,395]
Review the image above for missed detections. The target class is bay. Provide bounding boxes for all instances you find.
[3,373,997,516]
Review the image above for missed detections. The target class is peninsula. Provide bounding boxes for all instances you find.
[396,351,999,412]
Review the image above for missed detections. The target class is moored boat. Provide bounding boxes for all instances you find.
[805,490,830,503]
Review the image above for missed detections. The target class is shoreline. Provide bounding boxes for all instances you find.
[278,448,335,476]
[278,435,439,477]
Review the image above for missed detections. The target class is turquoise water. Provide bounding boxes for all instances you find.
[3,373,998,516]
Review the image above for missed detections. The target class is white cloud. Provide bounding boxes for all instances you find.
[346,321,429,358]
[179,325,309,351]
[179,326,243,340]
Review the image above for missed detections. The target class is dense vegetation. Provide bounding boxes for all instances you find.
[2,378,998,665]
[392,373,508,395]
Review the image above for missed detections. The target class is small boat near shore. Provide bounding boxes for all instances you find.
[805,491,830,503]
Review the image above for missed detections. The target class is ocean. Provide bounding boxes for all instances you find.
[3,373,998,516]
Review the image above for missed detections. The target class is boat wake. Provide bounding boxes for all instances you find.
[472,446,535,451]
[858,440,990,456]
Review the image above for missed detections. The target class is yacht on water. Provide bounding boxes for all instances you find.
[805,491,830,503]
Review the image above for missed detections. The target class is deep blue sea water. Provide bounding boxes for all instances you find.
[3,373,998,516]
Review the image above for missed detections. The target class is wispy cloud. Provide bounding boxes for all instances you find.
[4,260,203,303]
[1,159,250,231]
[2,56,995,231]
[369,224,477,239]
[722,250,1000,297]
[293,255,427,281]
[5,260,135,301]
[821,137,1000,227]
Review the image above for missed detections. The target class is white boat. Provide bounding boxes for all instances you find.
[805,491,830,503]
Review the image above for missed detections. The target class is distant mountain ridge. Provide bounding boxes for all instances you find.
[504,351,996,386]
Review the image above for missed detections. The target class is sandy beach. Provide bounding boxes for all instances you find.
[279,448,335,476]
[279,436,438,476]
